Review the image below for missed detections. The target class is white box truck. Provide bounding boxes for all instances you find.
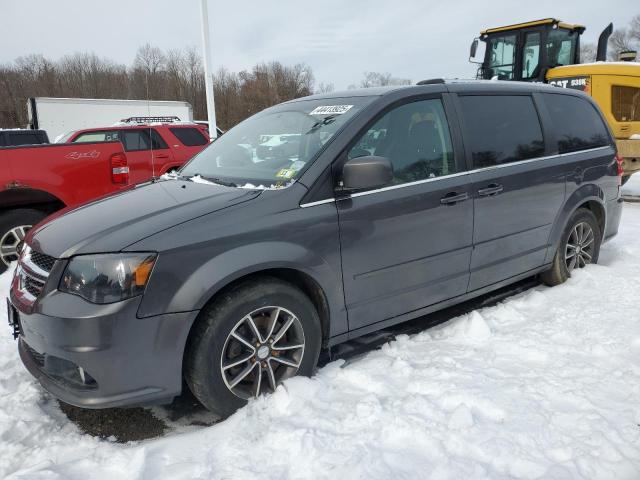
[27,97,194,142]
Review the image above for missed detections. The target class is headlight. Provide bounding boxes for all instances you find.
[60,253,157,304]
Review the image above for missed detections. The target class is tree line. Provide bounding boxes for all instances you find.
[0,44,315,131]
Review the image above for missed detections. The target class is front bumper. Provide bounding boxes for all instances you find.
[11,290,199,409]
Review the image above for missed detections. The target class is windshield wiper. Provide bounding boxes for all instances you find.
[182,173,238,188]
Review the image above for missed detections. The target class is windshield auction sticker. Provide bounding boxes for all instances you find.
[309,105,354,115]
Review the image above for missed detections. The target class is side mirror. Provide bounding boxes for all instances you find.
[470,38,478,59]
[342,156,393,191]
[469,38,483,64]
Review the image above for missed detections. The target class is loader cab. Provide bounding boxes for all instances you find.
[471,18,584,82]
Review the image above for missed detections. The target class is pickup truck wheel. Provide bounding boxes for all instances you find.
[185,277,322,418]
[0,209,47,273]
[541,208,601,287]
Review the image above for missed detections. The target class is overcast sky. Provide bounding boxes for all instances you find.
[1,0,636,90]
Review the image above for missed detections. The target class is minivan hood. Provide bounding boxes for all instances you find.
[29,180,261,258]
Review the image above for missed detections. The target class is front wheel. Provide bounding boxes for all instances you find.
[0,209,47,273]
[541,208,602,286]
[185,277,322,418]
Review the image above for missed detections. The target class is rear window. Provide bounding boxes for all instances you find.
[541,93,610,153]
[170,127,208,146]
[611,85,640,122]
[459,95,545,168]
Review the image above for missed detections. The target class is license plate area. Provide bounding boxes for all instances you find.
[6,299,21,340]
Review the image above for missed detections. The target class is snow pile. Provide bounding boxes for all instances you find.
[622,174,640,197]
[2,206,640,479]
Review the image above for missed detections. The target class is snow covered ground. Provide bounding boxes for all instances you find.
[622,175,640,198]
[2,205,640,479]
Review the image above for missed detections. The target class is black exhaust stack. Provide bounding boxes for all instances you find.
[596,23,613,62]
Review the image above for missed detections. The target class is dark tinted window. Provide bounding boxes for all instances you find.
[459,95,545,168]
[348,98,456,184]
[170,127,208,146]
[121,129,168,151]
[8,132,42,146]
[541,94,610,153]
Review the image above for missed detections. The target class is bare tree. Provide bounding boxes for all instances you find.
[0,46,315,130]
[360,71,411,88]
[580,43,597,63]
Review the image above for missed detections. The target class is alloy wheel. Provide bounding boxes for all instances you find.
[220,306,305,399]
[565,221,595,272]
[0,225,31,267]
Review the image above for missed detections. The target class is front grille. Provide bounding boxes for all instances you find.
[23,275,45,298]
[29,251,56,273]
[17,248,57,303]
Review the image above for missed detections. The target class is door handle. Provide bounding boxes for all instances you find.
[478,183,504,197]
[440,192,469,205]
[154,154,170,159]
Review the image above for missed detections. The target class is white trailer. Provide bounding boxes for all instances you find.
[27,97,194,142]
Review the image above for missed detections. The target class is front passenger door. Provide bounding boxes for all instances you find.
[337,97,473,332]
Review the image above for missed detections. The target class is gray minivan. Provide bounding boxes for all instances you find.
[9,81,623,417]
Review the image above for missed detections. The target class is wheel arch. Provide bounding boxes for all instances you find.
[546,184,606,263]
[0,188,66,215]
[180,266,333,379]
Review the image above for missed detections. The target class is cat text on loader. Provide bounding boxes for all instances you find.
[469,18,640,185]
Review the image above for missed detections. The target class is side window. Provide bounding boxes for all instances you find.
[486,34,516,80]
[459,95,545,168]
[546,29,577,67]
[73,132,107,143]
[540,94,610,153]
[121,129,168,151]
[348,98,456,184]
[170,127,208,146]
[522,32,541,79]
[73,131,119,143]
[612,85,640,122]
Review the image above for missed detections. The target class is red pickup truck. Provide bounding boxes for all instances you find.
[0,123,211,272]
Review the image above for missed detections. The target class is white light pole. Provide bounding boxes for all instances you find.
[200,0,218,139]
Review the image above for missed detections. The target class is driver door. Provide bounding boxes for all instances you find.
[337,96,474,331]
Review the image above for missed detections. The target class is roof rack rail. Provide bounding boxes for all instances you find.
[120,116,181,124]
[416,78,445,85]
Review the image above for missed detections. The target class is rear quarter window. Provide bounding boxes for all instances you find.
[458,95,545,168]
[540,93,611,153]
[170,127,208,146]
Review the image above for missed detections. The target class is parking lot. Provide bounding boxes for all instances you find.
[1,203,638,479]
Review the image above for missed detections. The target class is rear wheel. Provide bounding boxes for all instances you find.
[185,277,322,418]
[0,209,47,273]
[541,208,601,286]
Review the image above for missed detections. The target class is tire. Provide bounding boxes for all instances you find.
[185,276,322,418]
[541,208,602,287]
[0,209,47,274]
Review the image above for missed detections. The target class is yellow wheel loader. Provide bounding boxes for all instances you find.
[470,18,640,184]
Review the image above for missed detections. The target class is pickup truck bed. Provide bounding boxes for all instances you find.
[0,142,133,271]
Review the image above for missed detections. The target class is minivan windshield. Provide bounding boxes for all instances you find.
[180,97,372,188]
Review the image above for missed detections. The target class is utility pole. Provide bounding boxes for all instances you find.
[200,0,218,139]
